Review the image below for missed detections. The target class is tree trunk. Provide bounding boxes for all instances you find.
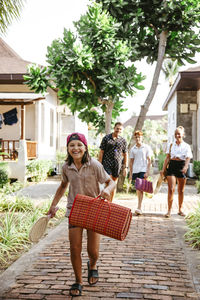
[128,30,168,150]
[105,99,114,134]
[117,167,125,192]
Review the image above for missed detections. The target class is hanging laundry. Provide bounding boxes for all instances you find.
[0,114,3,129]
[3,108,18,125]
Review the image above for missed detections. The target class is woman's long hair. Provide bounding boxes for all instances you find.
[66,148,91,165]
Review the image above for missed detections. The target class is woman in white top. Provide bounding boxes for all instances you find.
[161,126,193,218]
[129,130,152,215]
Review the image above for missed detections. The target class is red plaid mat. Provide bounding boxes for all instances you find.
[69,194,132,241]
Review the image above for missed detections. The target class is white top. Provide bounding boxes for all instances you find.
[166,141,193,160]
[130,143,152,173]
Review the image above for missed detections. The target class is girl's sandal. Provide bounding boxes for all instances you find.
[87,261,99,285]
[178,212,186,217]
[165,213,171,218]
[69,283,83,297]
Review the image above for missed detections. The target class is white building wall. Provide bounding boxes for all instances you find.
[197,90,200,160]
[167,93,177,145]
[74,114,88,139]
[36,88,58,160]
[0,105,20,140]
[25,104,35,141]
[58,110,88,152]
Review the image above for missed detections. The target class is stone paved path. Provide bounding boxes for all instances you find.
[0,180,200,299]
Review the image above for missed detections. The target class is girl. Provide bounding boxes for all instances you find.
[47,132,115,297]
[161,126,193,218]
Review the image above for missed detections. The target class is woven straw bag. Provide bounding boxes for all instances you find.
[135,178,153,193]
[163,143,173,181]
[69,194,132,241]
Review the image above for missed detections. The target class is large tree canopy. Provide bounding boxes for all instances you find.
[97,0,200,145]
[0,0,25,34]
[25,3,145,133]
[97,0,200,64]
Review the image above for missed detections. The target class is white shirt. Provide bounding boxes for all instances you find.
[130,143,152,173]
[166,141,193,160]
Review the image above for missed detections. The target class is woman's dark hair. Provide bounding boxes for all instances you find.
[65,148,91,165]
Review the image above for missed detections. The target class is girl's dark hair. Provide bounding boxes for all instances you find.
[66,148,91,165]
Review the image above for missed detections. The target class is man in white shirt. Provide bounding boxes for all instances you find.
[129,131,152,215]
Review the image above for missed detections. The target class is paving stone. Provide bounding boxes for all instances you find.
[1,183,200,299]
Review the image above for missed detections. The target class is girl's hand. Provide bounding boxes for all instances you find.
[47,206,57,218]
[182,166,188,174]
[160,170,164,177]
[100,189,110,201]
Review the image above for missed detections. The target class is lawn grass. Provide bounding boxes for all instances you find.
[0,195,66,273]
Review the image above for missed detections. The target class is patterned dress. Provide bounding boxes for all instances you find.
[100,133,127,178]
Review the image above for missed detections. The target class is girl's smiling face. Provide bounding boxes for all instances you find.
[67,140,86,161]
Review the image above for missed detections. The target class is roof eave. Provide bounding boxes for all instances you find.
[0,73,26,84]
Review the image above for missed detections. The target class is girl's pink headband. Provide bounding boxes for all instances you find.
[67,132,87,147]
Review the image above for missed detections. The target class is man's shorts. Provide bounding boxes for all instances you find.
[103,165,120,178]
[132,172,146,180]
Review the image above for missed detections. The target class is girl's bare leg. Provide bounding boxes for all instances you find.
[177,177,187,214]
[109,175,118,202]
[69,227,83,295]
[136,190,143,210]
[87,230,101,284]
[166,175,176,216]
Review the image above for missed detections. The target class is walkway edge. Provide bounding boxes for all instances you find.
[173,215,200,296]
[0,219,68,296]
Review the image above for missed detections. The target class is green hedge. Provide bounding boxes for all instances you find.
[0,162,9,187]
[193,161,200,179]
[26,159,53,182]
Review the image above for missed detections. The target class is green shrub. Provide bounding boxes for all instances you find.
[196,181,200,194]
[88,145,99,158]
[157,152,166,171]
[26,159,53,182]
[193,161,200,179]
[56,151,66,164]
[185,202,200,248]
[0,168,9,187]
[0,195,34,212]
[0,196,66,267]
[0,181,24,195]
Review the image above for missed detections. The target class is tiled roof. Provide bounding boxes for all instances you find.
[0,38,31,74]
[123,114,167,129]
